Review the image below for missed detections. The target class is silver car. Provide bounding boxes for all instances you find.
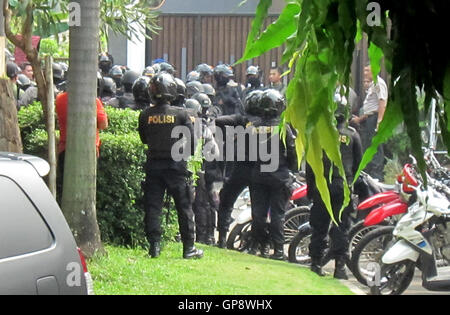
[0,152,92,295]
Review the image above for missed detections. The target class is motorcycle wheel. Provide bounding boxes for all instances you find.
[288,228,313,264]
[371,261,415,295]
[283,206,310,244]
[350,225,396,286]
[348,220,390,267]
[287,228,341,267]
[226,221,253,251]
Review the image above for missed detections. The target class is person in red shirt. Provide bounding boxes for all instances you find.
[55,92,108,203]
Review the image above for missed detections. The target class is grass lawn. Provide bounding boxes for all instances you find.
[88,243,354,295]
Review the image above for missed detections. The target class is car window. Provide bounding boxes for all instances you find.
[0,176,53,260]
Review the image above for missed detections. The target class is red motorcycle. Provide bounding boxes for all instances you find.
[349,163,420,285]
[287,171,395,265]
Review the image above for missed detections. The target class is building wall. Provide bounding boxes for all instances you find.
[108,0,287,84]
[109,0,375,107]
[146,14,285,85]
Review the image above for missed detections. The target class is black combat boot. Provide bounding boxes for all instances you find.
[310,256,326,277]
[270,244,284,261]
[217,231,227,249]
[183,244,204,259]
[149,242,161,258]
[259,243,270,258]
[333,257,348,280]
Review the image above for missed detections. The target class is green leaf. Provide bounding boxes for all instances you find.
[354,19,362,44]
[237,2,300,63]
[306,131,332,219]
[243,0,272,53]
[368,42,384,82]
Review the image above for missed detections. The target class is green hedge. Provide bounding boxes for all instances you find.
[18,104,179,248]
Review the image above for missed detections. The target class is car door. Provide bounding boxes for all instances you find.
[0,175,58,294]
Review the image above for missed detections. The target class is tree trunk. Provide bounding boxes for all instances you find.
[62,0,104,258]
[0,79,22,153]
[45,56,57,197]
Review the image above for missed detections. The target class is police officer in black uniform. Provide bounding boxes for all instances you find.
[132,76,152,110]
[195,63,214,84]
[172,78,187,108]
[138,72,203,259]
[98,53,114,77]
[214,90,264,248]
[243,65,264,98]
[306,102,363,279]
[108,70,139,109]
[249,89,297,260]
[213,64,244,115]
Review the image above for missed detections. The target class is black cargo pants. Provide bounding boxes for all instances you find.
[217,162,253,233]
[250,181,291,247]
[308,180,352,260]
[143,169,195,247]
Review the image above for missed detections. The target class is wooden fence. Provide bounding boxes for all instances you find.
[146,14,383,106]
[146,14,285,86]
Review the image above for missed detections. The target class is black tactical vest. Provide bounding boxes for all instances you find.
[138,104,194,169]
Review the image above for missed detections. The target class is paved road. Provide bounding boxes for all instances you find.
[322,263,450,295]
[228,205,450,295]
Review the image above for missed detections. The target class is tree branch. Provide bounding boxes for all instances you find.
[4,0,48,129]
[3,0,25,51]
[22,1,36,59]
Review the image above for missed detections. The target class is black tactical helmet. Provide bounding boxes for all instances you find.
[152,63,161,74]
[142,66,156,78]
[334,102,348,124]
[172,77,187,107]
[103,77,117,96]
[185,98,202,116]
[132,76,151,103]
[7,62,20,79]
[244,89,264,116]
[186,70,200,82]
[149,72,177,103]
[196,63,213,75]
[98,53,113,73]
[214,64,234,86]
[121,70,140,92]
[186,80,204,98]
[109,65,124,88]
[191,92,211,108]
[158,62,175,75]
[52,62,64,81]
[98,53,112,63]
[196,63,213,82]
[110,65,124,78]
[202,83,216,97]
[213,64,233,78]
[17,74,32,90]
[246,65,260,77]
[259,89,285,118]
[174,78,187,98]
